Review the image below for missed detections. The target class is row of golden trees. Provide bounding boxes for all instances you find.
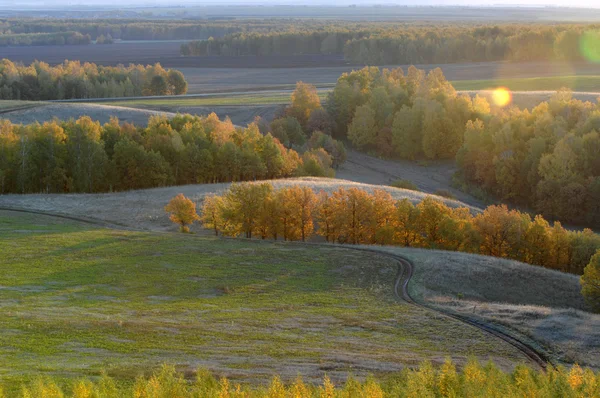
[200,184,600,276]
[13,361,600,398]
[0,114,335,194]
[0,59,187,100]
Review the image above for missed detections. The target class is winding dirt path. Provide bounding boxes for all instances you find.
[0,205,551,370]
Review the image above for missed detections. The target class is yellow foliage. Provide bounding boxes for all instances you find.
[290,376,310,398]
[319,375,335,398]
[219,377,231,398]
[568,364,584,390]
[165,193,200,233]
[267,376,286,398]
[72,380,95,398]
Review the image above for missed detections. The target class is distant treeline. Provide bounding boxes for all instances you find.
[0,114,336,195]
[0,59,188,100]
[181,24,600,64]
[0,18,317,43]
[202,183,600,275]
[0,31,90,47]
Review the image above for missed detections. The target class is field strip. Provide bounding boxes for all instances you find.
[0,205,552,370]
[45,87,600,104]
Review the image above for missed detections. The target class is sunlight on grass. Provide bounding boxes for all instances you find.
[0,210,526,391]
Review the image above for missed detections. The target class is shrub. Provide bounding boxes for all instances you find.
[434,189,456,199]
[390,179,419,191]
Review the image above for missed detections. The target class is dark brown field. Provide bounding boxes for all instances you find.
[3,43,600,95]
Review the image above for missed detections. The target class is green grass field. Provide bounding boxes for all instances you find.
[104,91,329,108]
[452,75,600,92]
[0,210,527,393]
[0,100,41,112]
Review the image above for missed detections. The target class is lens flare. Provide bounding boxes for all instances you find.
[580,31,600,63]
[492,87,512,108]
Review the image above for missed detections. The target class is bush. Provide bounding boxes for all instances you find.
[390,179,419,191]
[435,189,456,199]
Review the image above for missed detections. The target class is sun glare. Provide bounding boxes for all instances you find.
[580,30,600,63]
[492,87,512,107]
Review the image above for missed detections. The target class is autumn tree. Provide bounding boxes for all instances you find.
[315,191,339,243]
[288,81,321,127]
[347,104,377,150]
[306,108,335,135]
[394,199,421,247]
[270,117,306,148]
[416,197,453,248]
[146,74,169,96]
[165,193,200,232]
[167,69,188,95]
[335,187,375,244]
[473,205,530,259]
[221,183,273,238]
[581,250,600,312]
[200,195,224,236]
[371,189,397,245]
[286,186,318,242]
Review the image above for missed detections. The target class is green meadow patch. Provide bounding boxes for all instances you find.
[0,210,526,392]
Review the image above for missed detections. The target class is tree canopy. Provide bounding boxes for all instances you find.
[0,59,187,100]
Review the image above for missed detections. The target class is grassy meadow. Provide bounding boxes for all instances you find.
[0,210,528,393]
[103,91,329,108]
[452,75,600,92]
[0,100,40,112]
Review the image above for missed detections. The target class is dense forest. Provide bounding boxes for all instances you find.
[0,59,188,100]
[0,31,90,47]
[181,24,600,64]
[319,66,600,226]
[202,183,600,277]
[0,114,338,195]
[455,90,600,226]
[0,18,330,43]
[326,66,487,159]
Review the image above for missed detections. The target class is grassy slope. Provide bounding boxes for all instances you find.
[102,92,329,108]
[0,100,41,112]
[0,178,477,233]
[377,247,600,369]
[0,210,526,392]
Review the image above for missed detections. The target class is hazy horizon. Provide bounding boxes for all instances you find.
[2,0,599,9]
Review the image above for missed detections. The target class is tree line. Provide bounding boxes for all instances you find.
[0,59,188,100]
[180,24,600,64]
[326,65,489,160]
[0,31,90,47]
[321,66,600,227]
[13,361,600,397]
[0,18,334,44]
[0,113,338,195]
[255,81,346,170]
[200,183,600,276]
[456,90,600,227]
